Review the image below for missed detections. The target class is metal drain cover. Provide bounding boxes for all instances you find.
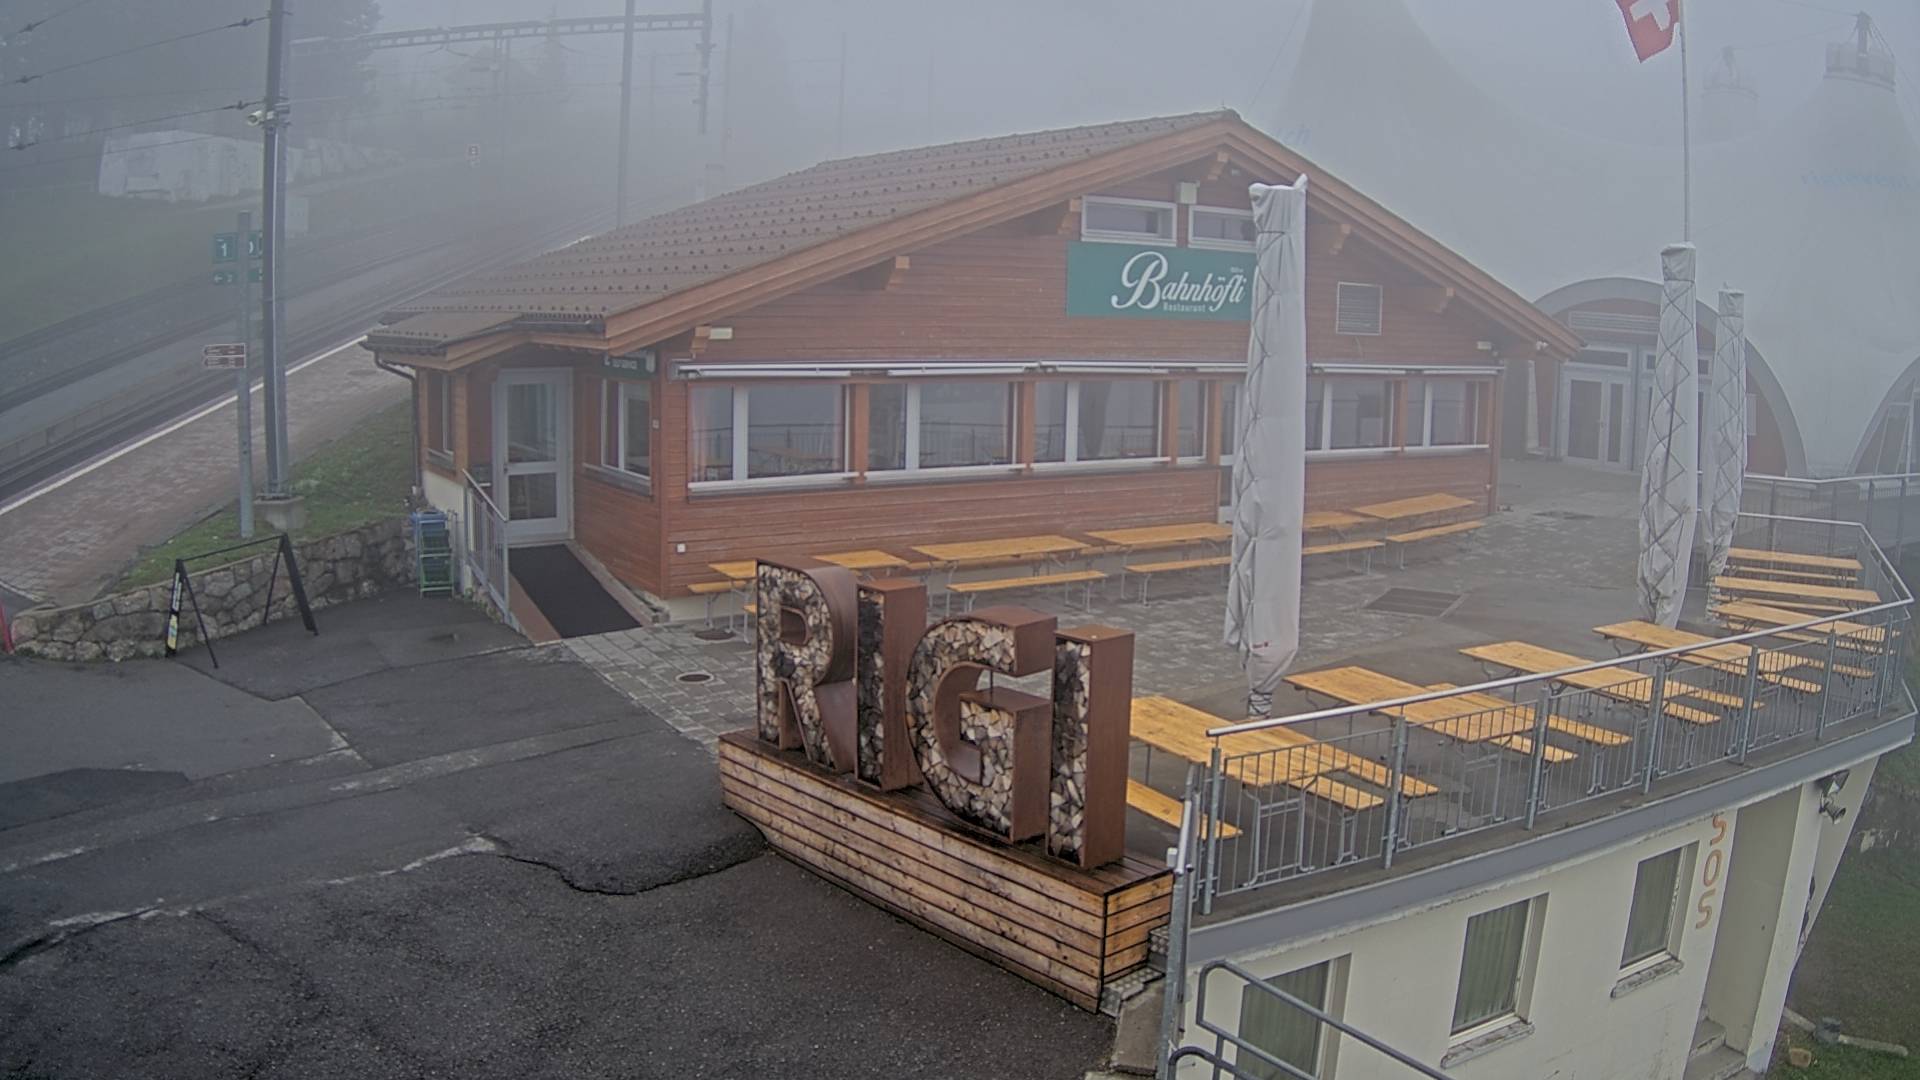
[1365,587,1462,617]
[676,671,715,684]
[692,628,736,642]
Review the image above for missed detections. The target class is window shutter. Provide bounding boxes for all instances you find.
[1335,283,1384,336]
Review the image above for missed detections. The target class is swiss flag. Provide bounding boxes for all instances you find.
[1617,0,1682,62]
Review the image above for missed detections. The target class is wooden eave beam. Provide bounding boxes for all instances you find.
[1313,222,1353,258]
[1204,149,1230,183]
[854,254,910,291]
[1412,285,1456,315]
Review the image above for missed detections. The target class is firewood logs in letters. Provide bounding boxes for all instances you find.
[754,560,858,773]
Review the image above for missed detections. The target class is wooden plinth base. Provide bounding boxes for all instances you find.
[718,731,1171,1011]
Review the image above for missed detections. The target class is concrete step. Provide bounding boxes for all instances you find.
[1692,1018,1728,1059]
[1682,1046,1752,1080]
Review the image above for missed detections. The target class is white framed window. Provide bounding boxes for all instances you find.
[1221,381,1242,464]
[1325,378,1394,450]
[690,384,850,486]
[597,377,652,481]
[1406,378,1484,448]
[917,381,1014,468]
[1074,379,1161,462]
[1451,898,1542,1037]
[1035,381,1070,464]
[1082,196,1176,246]
[1237,959,1335,1079]
[1335,282,1384,336]
[1189,205,1256,251]
[1175,379,1206,460]
[1621,848,1688,970]
[427,372,453,457]
[867,383,909,472]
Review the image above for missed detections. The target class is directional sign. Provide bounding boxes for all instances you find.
[249,266,263,283]
[213,232,239,263]
[202,343,247,370]
[247,230,263,259]
[212,269,238,285]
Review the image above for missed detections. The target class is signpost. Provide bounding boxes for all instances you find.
[211,214,261,538]
[202,343,248,370]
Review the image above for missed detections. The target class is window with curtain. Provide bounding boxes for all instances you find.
[1237,961,1331,1079]
[689,385,735,482]
[600,379,651,479]
[919,381,1012,468]
[1077,379,1161,461]
[1177,379,1205,458]
[1622,849,1685,967]
[1451,899,1532,1034]
[1034,382,1069,463]
[1327,379,1392,450]
[867,383,908,472]
[747,384,844,478]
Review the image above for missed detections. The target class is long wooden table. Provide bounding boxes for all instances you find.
[710,560,758,583]
[1353,492,1475,521]
[1287,666,1627,748]
[1593,621,1821,695]
[1304,510,1369,533]
[913,535,1087,565]
[1714,575,1878,610]
[1131,695,1435,802]
[1727,547,1862,576]
[1460,642,1723,725]
[813,549,912,573]
[1713,600,1888,648]
[1087,523,1231,550]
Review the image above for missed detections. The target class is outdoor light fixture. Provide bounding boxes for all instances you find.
[1816,770,1852,822]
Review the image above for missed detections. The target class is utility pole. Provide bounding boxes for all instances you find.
[646,51,657,144]
[835,31,847,156]
[615,0,636,226]
[258,0,294,509]
[719,13,733,179]
[236,210,255,540]
[696,0,713,134]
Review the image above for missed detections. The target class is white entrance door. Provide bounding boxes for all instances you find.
[1560,367,1633,469]
[494,368,572,545]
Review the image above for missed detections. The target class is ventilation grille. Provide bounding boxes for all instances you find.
[1567,310,1659,337]
[1335,282,1384,336]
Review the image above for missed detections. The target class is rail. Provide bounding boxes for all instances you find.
[1743,471,1920,555]
[1184,512,1914,907]
[462,474,513,625]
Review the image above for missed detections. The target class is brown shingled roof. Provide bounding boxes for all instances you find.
[377,110,1231,341]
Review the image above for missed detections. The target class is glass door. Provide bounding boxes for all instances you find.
[494,369,572,544]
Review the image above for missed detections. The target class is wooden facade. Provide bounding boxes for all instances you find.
[718,731,1171,1011]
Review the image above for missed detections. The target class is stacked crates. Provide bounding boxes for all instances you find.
[412,510,454,598]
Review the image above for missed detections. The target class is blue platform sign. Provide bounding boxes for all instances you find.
[1065,241,1253,322]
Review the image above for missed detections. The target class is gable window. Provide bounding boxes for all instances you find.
[1082,196,1176,245]
[598,377,652,481]
[1622,848,1686,969]
[1237,960,1333,1079]
[1190,206,1256,251]
[1335,282,1384,336]
[1451,898,1538,1035]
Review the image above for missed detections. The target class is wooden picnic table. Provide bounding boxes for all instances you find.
[913,534,1087,565]
[1086,523,1231,550]
[709,560,759,583]
[1304,510,1369,532]
[1353,493,1475,521]
[1460,642,1722,725]
[1131,695,1435,798]
[1287,666,1624,747]
[1714,575,1878,609]
[1713,600,1887,646]
[1593,620,1821,693]
[813,549,911,573]
[1727,547,1862,575]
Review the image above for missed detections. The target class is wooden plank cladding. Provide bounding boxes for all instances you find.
[718,730,1171,1011]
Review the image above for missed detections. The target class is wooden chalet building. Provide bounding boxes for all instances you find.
[369,110,1581,603]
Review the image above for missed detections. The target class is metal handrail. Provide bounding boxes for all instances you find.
[1180,959,1455,1080]
[1747,471,1920,486]
[1210,513,1908,738]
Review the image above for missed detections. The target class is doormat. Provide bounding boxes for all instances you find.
[1365,587,1462,618]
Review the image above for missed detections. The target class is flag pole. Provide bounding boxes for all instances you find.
[1679,0,1693,240]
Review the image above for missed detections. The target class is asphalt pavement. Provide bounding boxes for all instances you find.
[1,594,1114,1079]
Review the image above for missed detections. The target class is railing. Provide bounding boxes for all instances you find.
[1744,471,1920,555]
[461,474,512,623]
[1182,512,1914,910]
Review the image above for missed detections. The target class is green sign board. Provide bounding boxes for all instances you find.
[249,266,263,283]
[1065,241,1252,322]
[211,269,238,285]
[213,232,238,263]
[247,230,263,259]
[601,348,656,378]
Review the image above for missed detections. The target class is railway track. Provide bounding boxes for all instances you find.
[0,204,613,504]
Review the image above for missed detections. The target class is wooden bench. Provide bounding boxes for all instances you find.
[1353,492,1476,522]
[1593,620,1823,695]
[1424,683,1630,748]
[1460,642,1723,725]
[1126,779,1241,838]
[1302,539,1385,571]
[1727,547,1862,577]
[1724,564,1859,587]
[945,569,1106,613]
[1713,575,1878,611]
[1488,733,1578,764]
[689,579,743,627]
[1304,510,1370,534]
[1131,696,1429,801]
[1713,600,1888,649]
[1122,555,1230,604]
[1384,519,1485,567]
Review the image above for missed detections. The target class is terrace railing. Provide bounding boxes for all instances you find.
[1182,512,1914,912]
[461,473,513,624]
[1744,471,1920,556]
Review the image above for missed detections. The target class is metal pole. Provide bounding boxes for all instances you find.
[1201,745,1225,915]
[259,0,292,499]
[614,0,636,226]
[1897,475,1908,559]
[1382,715,1408,868]
[236,211,255,540]
[1524,690,1552,829]
[1643,667,1668,793]
[835,30,847,156]
[719,13,733,179]
[1737,646,1761,763]
[1679,0,1693,240]
[695,0,712,135]
[1156,765,1200,1080]
[1816,623,1839,738]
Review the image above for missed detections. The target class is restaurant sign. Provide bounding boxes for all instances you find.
[1066,241,1252,322]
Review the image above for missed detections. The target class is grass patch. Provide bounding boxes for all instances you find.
[1876,741,1920,798]
[1789,847,1920,1049]
[113,402,413,591]
[1775,1034,1920,1079]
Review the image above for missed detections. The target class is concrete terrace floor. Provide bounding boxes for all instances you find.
[570,457,1656,749]
[0,596,1115,1080]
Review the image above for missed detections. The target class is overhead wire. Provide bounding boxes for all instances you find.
[9,0,106,39]
[1239,0,1310,110]
[8,99,256,149]
[8,13,265,85]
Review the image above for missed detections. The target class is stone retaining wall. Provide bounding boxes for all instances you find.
[6,519,415,662]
